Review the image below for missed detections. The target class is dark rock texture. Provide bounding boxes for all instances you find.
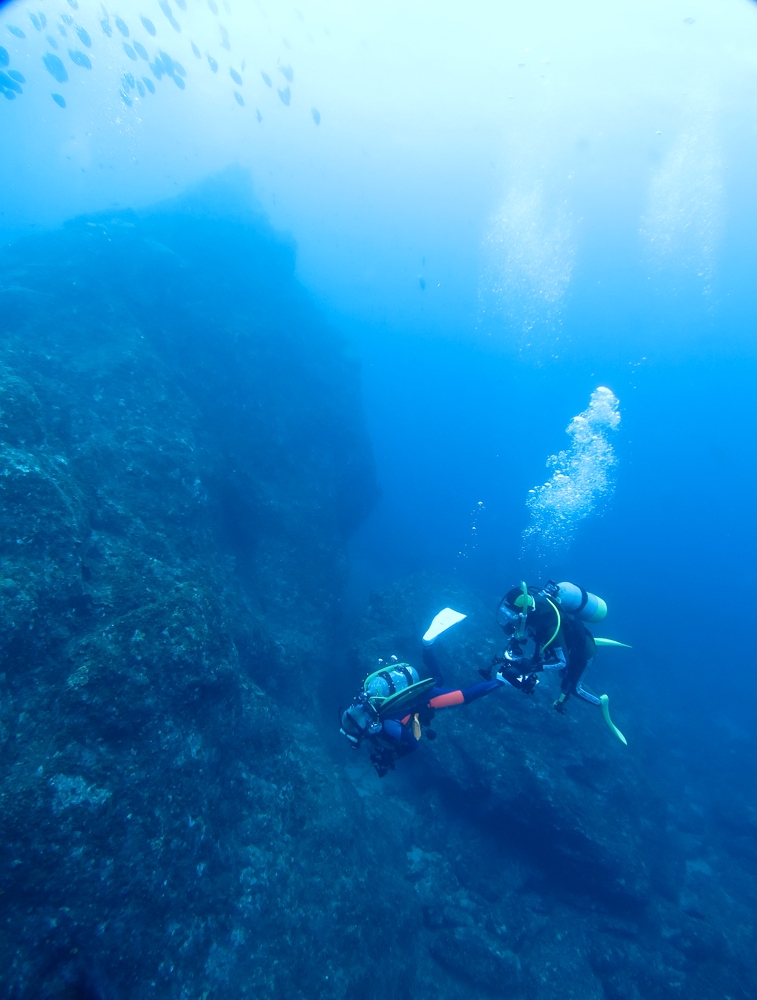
[0,178,376,700]
[0,181,415,1000]
[2,179,755,1000]
[346,573,757,1000]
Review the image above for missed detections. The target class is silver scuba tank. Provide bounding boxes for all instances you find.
[555,581,607,623]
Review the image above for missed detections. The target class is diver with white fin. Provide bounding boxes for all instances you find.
[483,581,629,744]
[340,608,506,776]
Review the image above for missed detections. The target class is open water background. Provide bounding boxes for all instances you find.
[1,1,757,994]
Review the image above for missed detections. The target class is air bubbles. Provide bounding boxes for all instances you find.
[458,501,486,561]
[523,387,620,554]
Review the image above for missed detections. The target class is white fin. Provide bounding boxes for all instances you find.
[594,638,632,648]
[423,607,466,645]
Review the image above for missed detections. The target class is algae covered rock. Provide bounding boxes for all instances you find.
[429,926,523,995]
[0,180,400,999]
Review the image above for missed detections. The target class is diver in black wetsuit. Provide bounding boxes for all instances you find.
[484,581,606,714]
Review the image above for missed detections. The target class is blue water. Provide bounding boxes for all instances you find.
[2,1,757,996]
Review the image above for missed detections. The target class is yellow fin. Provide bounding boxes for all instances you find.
[600,693,627,745]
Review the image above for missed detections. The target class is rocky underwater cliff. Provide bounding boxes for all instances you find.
[0,182,755,1000]
[0,181,400,999]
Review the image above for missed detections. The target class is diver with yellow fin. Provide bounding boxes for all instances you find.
[340,608,506,776]
[484,581,629,744]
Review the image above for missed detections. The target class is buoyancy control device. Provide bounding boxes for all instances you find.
[362,663,435,719]
[340,662,436,746]
[364,663,420,700]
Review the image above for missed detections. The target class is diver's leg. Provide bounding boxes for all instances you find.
[460,678,503,703]
[561,652,590,696]
[575,660,602,708]
[422,644,444,686]
[429,677,503,710]
[556,657,599,709]
[574,680,601,707]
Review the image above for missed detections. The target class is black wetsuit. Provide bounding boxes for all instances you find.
[498,593,599,707]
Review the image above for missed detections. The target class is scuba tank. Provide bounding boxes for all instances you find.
[364,663,435,718]
[359,663,435,722]
[552,581,607,623]
[340,660,437,748]
[364,663,420,700]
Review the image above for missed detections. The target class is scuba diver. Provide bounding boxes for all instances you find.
[482,580,629,743]
[340,608,505,776]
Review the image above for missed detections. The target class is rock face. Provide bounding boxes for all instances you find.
[0,180,376,698]
[2,181,755,1000]
[0,182,414,999]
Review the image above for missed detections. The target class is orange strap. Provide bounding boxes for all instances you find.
[429,690,465,709]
